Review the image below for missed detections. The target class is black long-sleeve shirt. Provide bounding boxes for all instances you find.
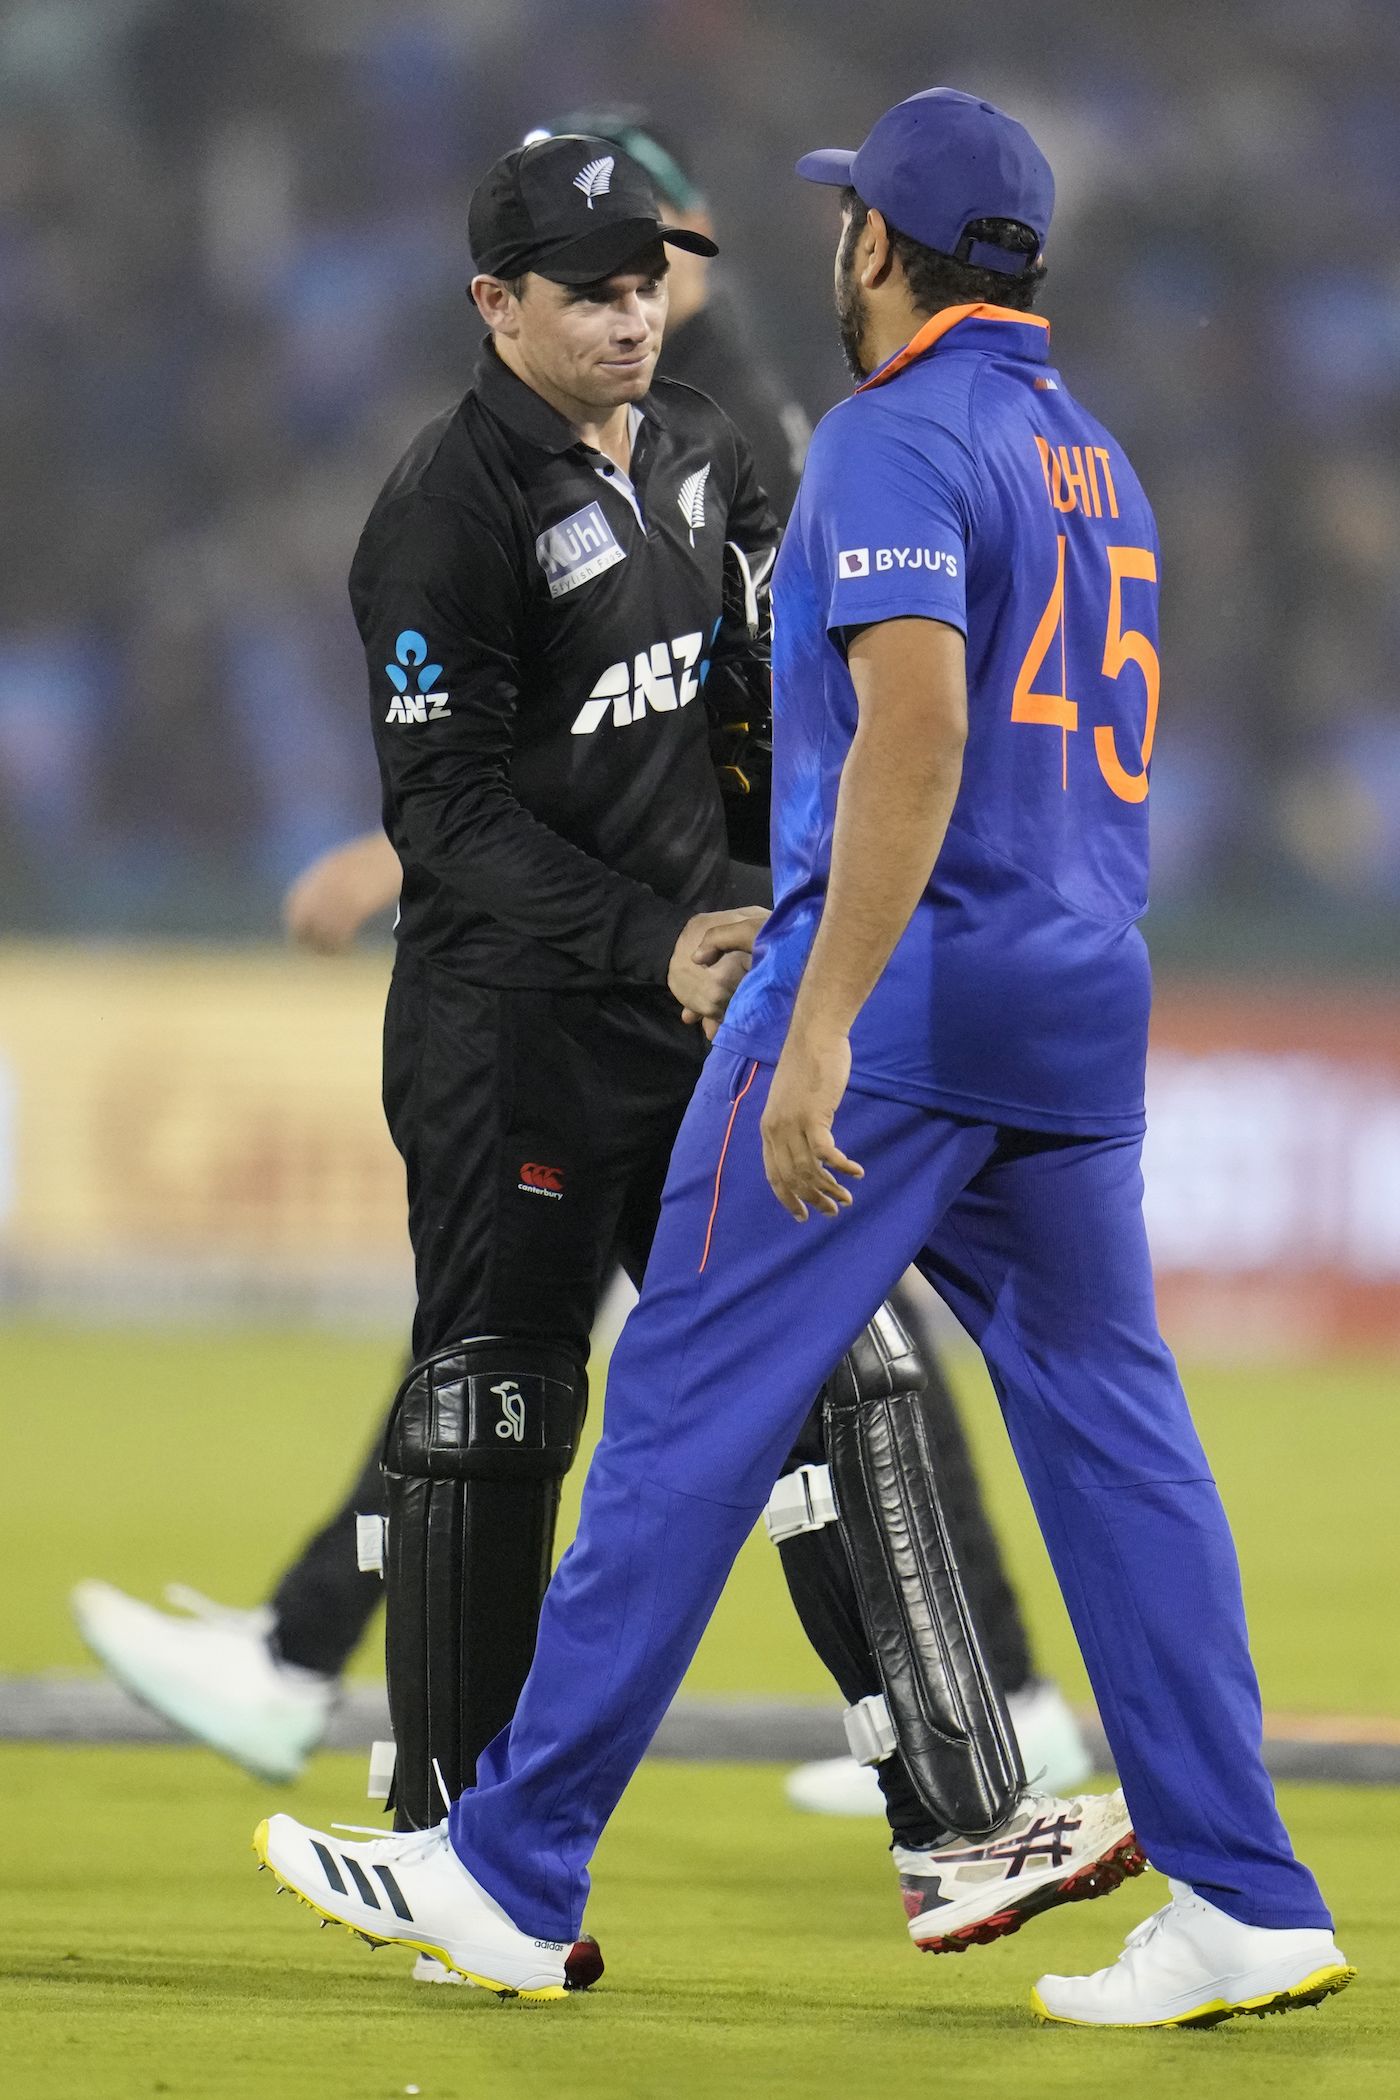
[350,340,778,991]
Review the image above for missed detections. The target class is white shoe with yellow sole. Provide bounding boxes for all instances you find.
[1033,1879,1353,2027]
[254,1812,569,2001]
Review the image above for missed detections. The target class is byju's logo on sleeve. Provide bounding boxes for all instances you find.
[536,502,626,599]
[384,630,450,725]
[838,548,870,576]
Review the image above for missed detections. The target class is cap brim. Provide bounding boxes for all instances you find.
[795,148,856,186]
[530,217,716,285]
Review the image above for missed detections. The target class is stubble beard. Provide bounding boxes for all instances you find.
[835,266,869,383]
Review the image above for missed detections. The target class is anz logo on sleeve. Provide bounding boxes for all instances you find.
[384,630,450,725]
[536,501,626,599]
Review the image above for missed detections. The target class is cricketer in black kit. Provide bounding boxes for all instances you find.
[358,135,1025,1876]
[356,134,779,1837]
[357,293,774,1362]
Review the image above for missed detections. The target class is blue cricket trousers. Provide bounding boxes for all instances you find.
[449,1052,1329,1941]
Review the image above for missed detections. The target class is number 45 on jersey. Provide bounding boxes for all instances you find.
[1012,437,1159,802]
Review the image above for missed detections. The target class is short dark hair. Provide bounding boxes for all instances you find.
[840,187,1046,316]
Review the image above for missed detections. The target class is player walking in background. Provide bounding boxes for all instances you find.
[76,113,1090,1821]
[258,90,1352,2029]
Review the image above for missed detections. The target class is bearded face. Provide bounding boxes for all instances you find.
[834,209,871,381]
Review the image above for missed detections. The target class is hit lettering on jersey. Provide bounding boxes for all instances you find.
[721,306,1160,1137]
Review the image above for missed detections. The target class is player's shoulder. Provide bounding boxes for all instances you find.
[649,371,730,424]
[649,373,746,461]
[352,404,511,588]
[805,364,978,483]
[367,396,498,511]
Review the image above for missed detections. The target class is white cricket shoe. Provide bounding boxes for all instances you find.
[254,1813,569,2000]
[71,1580,335,1784]
[1033,1879,1354,2027]
[783,1679,1094,1817]
[899,1786,1144,1954]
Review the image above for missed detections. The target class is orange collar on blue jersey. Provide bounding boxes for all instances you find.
[855,302,1052,393]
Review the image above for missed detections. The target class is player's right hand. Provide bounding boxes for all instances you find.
[667,905,768,1023]
[282,832,402,954]
[760,1027,863,1222]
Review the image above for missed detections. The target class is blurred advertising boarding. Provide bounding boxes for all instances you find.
[1,948,1397,1354]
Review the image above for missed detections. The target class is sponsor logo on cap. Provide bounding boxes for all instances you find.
[573,155,614,208]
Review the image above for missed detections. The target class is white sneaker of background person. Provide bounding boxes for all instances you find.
[897,1785,1145,1954]
[785,1678,1094,1817]
[1033,1879,1354,2028]
[71,1581,336,1785]
[253,1811,569,2001]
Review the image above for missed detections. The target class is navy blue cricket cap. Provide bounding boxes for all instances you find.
[469,134,717,286]
[797,87,1054,276]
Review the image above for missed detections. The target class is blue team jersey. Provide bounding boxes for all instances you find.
[719,304,1160,1134]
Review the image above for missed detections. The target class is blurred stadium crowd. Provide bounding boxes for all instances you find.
[2,0,1399,945]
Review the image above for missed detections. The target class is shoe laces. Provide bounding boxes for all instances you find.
[330,1768,455,1863]
[1124,1882,1203,1955]
[330,1816,450,1868]
[164,1584,273,1637]
[1125,1904,1171,1954]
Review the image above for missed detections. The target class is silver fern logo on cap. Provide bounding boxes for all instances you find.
[573,156,614,208]
[678,464,711,546]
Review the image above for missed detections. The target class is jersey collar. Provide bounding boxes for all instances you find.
[855,303,1051,393]
[475,337,661,455]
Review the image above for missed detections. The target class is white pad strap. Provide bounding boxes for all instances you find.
[723,540,776,638]
[367,1739,397,1801]
[843,1693,897,1768]
[763,1463,838,1545]
[355,1513,386,1576]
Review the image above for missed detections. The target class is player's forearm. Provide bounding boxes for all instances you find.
[398,771,689,981]
[788,621,967,1043]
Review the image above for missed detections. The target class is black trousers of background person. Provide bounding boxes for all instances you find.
[269,957,1034,1841]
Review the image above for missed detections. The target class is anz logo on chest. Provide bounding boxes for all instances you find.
[570,632,706,736]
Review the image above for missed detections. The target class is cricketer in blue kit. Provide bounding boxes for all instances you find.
[259,89,1352,2027]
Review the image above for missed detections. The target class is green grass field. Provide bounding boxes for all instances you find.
[2,1753,1393,2100]
[3,1325,1397,2096]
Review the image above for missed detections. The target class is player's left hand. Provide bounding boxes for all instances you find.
[761,1028,864,1221]
[680,951,750,1036]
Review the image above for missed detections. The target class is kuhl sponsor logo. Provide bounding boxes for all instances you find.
[536,501,626,599]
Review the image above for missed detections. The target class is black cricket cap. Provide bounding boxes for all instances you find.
[469,134,718,286]
[525,109,703,214]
